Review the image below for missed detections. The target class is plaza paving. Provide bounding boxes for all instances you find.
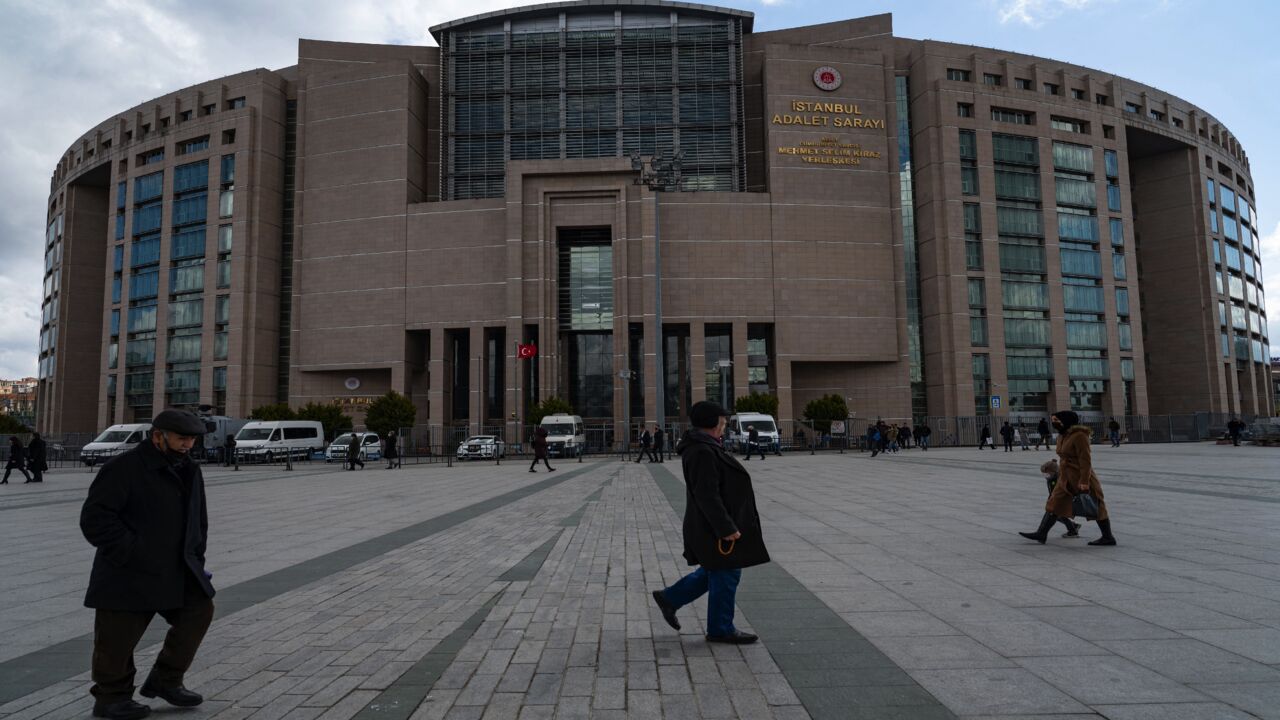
[0,442,1278,720]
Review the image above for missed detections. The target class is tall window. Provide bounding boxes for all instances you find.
[442,10,746,199]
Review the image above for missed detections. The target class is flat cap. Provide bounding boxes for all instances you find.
[689,400,730,429]
[151,409,207,436]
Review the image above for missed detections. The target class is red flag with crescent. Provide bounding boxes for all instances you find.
[517,343,537,359]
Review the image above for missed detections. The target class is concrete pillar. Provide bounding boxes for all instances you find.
[690,323,706,403]
[776,360,794,423]
[732,322,749,406]
[469,325,484,435]
[428,327,445,434]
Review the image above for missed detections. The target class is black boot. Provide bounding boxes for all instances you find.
[1059,518,1081,538]
[1019,512,1057,544]
[1089,518,1117,546]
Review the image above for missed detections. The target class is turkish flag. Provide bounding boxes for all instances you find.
[517,343,538,359]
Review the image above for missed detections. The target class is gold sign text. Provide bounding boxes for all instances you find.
[772,100,884,129]
[776,138,881,166]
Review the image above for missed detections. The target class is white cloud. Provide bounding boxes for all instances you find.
[996,0,1106,26]
[0,0,526,382]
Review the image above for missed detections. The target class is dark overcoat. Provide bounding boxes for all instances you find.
[385,434,398,459]
[1046,425,1110,521]
[80,439,215,611]
[28,437,48,471]
[5,441,26,469]
[653,429,664,451]
[532,430,548,459]
[676,431,770,571]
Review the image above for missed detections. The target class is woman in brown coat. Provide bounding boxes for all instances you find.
[1019,410,1117,546]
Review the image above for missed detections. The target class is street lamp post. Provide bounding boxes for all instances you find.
[716,359,733,409]
[631,151,682,433]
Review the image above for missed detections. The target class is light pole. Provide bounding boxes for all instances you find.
[631,150,683,431]
[716,359,732,409]
[619,368,634,459]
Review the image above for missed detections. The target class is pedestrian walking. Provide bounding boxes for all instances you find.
[978,424,994,450]
[1018,422,1030,451]
[385,430,400,469]
[222,434,236,467]
[653,425,666,463]
[28,432,48,482]
[529,426,554,472]
[3,436,31,484]
[1227,418,1244,447]
[887,424,899,453]
[1035,418,1051,450]
[1000,421,1015,452]
[918,424,931,451]
[636,427,656,463]
[743,425,765,461]
[80,410,216,720]
[898,425,912,450]
[867,425,880,457]
[1108,418,1121,448]
[1019,410,1117,546]
[650,401,769,644]
[346,432,364,470]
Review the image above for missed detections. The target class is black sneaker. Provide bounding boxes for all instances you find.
[706,630,758,644]
[139,681,203,707]
[651,590,681,630]
[92,700,151,720]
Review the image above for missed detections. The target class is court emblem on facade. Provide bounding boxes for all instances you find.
[813,66,842,91]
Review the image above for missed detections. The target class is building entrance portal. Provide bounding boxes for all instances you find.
[557,227,614,421]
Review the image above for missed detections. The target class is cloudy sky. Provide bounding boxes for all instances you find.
[1,0,1277,380]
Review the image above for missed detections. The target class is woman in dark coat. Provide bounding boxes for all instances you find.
[3,436,31,484]
[529,427,554,472]
[28,432,48,482]
[651,401,769,644]
[385,431,400,469]
[1020,410,1117,546]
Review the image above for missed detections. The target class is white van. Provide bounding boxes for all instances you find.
[81,424,150,466]
[727,413,781,454]
[234,420,325,462]
[540,414,586,457]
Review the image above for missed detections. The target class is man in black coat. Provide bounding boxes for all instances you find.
[743,424,765,461]
[27,432,48,482]
[652,425,665,463]
[651,401,769,644]
[635,428,653,463]
[80,410,216,720]
[1035,417,1052,450]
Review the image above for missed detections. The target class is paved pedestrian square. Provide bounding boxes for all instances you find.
[0,442,1277,719]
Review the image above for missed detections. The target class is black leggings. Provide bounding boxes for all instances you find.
[530,457,553,471]
[3,464,31,482]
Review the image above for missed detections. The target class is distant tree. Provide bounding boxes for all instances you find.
[529,396,574,425]
[364,391,416,437]
[802,394,848,433]
[295,402,353,441]
[0,414,30,434]
[733,392,779,417]
[248,403,296,421]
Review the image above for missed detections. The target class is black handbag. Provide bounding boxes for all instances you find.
[1071,492,1100,520]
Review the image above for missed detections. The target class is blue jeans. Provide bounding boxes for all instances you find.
[660,567,741,636]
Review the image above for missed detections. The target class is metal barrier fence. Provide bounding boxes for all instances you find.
[4,413,1273,475]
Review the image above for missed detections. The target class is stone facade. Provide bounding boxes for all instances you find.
[36,4,1271,437]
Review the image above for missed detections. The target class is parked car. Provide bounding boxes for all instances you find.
[325,432,383,463]
[726,413,781,454]
[80,424,149,466]
[456,435,506,460]
[234,420,325,462]
[540,414,585,457]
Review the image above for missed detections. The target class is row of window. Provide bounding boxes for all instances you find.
[946,68,1109,106]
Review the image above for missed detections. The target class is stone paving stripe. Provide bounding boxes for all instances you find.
[358,509,576,720]
[895,456,1280,505]
[499,535,564,582]
[557,504,588,528]
[645,463,959,720]
[0,463,599,706]
[349,592,503,720]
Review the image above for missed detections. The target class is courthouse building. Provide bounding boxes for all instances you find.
[36,1,1271,436]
